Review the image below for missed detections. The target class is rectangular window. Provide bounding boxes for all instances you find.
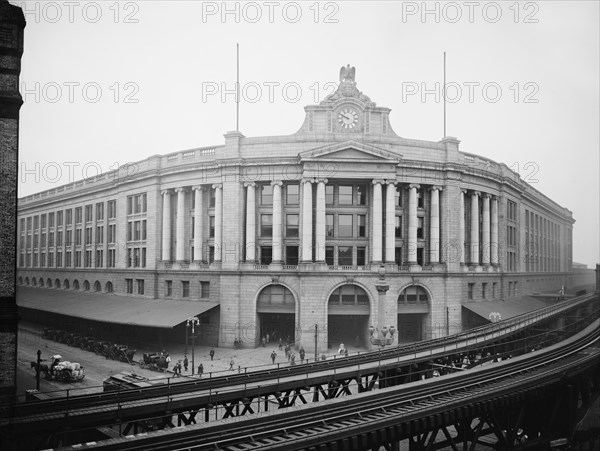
[417,189,424,208]
[56,251,62,267]
[286,214,299,237]
[508,281,513,297]
[96,202,104,221]
[395,186,402,207]
[356,184,367,205]
[57,231,63,246]
[182,281,189,297]
[65,251,71,267]
[107,200,116,219]
[134,221,141,241]
[65,230,72,247]
[395,216,402,238]
[40,253,46,267]
[48,232,54,247]
[75,250,82,267]
[75,207,82,224]
[260,246,272,265]
[75,229,82,246]
[285,246,299,265]
[137,279,145,295]
[482,283,487,299]
[338,185,353,205]
[325,185,334,204]
[357,247,366,266]
[142,220,147,240]
[66,209,73,225]
[41,214,46,229]
[96,249,103,268]
[85,227,92,245]
[126,278,133,294]
[286,184,299,205]
[85,205,93,222]
[209,216,215,238]
[261,214,273,236]
[326,214,334,237]
[41,233,46,248]
[141,247,146,267]
[338,246,353,266]
[358,215,366,237]
[33,215,39,230]
[165,280,173,297]
[208,246,215,263]
[261,185,273,205]
[108,224,116,243]
[57,211,63,226]
[492,282,497,298]
[200,281,210,298]
[417,217,424,239]
[133,247,140,267]
[209,189,215,207]
[338,214,353,237]
[468,283,474,300]
[325,246,334,266]
[48,212,54,228]
[96,226,104,244]
[395,247,402,265]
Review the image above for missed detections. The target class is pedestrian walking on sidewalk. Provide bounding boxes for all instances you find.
[209,348,215,361]
[198,363,204,376]
[229,357,235,370]
[299,347,305,362]
[183,355,189,372]
[270,350,277,364]
[278,338,283,350]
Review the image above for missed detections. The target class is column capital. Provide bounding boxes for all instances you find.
[301,177,315,185]
[315,178,328,185]
[384,179,397,186]
[174,187,187,193]
[407,183,420,190]
[160,189,172,196]
[270,180,283,187]
[460,188,468,194]
[212,183,223,190]
[372,179,385,185]
[243,181,256,188]
[482,192,492,199]
[470,191,481,197]
[192,185,205,192]
[430,185,443,192]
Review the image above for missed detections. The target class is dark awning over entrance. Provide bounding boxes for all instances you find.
[462,296,554,323]
[17,287,219,329]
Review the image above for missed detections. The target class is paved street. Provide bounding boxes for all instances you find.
[16,321,364,400]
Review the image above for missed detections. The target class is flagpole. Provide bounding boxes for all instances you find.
[443,51,446,138]
[236,43,240,132]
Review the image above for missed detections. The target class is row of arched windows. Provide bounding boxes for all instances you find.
[18,276,113,293]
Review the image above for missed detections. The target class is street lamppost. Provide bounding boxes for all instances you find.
[186,316,200,375]
[314,324,318,362]
[368,325,396,348]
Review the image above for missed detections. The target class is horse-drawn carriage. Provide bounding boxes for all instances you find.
[31,355,86,382]
[138,353,168,372]
[105,344,136,363]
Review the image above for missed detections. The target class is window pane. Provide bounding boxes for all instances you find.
[326,185,334,204]
[261,185,273,205]
[358,215,366,237]
[338,246,353,266]
[261,215,273,236]
[286,214,299,237]
[326,214,334,237]
[286,184,299,205]
[357,247,366,266]
[356,185,367,205]
[395,216,402,237]
[339,186,352,205]
[338,215,353,237]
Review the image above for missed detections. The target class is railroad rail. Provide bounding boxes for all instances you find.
[55,318,600,451]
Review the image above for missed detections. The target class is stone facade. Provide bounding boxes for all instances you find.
[17,67,575,352]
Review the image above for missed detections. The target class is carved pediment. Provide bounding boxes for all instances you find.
[298,141,402,163]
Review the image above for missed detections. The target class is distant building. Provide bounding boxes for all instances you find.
[572,262,587,269]
[17,67,575,351]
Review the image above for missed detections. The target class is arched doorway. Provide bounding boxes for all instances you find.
[256,284,296,345]
[327,284,370,349]
[397,285,430,343]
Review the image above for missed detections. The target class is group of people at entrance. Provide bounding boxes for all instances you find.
[172,350,215,377]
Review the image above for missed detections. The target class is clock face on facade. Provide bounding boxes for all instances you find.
[338,107,359,129]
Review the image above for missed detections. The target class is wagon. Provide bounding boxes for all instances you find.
[138,353,167,372]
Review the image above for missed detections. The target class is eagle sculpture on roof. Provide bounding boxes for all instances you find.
[339,64,356,82]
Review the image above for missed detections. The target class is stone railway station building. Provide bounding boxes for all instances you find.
[16,68,576,352]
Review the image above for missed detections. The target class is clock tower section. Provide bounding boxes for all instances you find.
[297,65,398,137]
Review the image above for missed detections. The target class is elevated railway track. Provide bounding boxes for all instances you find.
[1,293,598,449]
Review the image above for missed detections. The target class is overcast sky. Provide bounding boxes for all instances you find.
[13,0,599,268]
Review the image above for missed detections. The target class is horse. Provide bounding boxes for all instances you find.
[30,361,50,378]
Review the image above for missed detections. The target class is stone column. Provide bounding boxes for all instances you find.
[175,187,186,262]
[470,191,480,265]
[429,186,441,264]
[193,186,204,262]
[315,179,328,262]
[385,181,396,263]
[301,178,313,262]
[481,193,491,266]
[244,182,256,262]
[407,184,420,264]
[161,189,172,261]
[213,183,223,262]
[271,181,283,264]
[491,196,499,266]
[459,189,466,265]
[371,180,383,263]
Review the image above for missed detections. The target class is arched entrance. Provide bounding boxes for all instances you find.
[327,284,370,349]
[397,285,430,343]
[256,284,296,345]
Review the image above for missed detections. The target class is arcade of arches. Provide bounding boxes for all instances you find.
[397,285,430,343]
